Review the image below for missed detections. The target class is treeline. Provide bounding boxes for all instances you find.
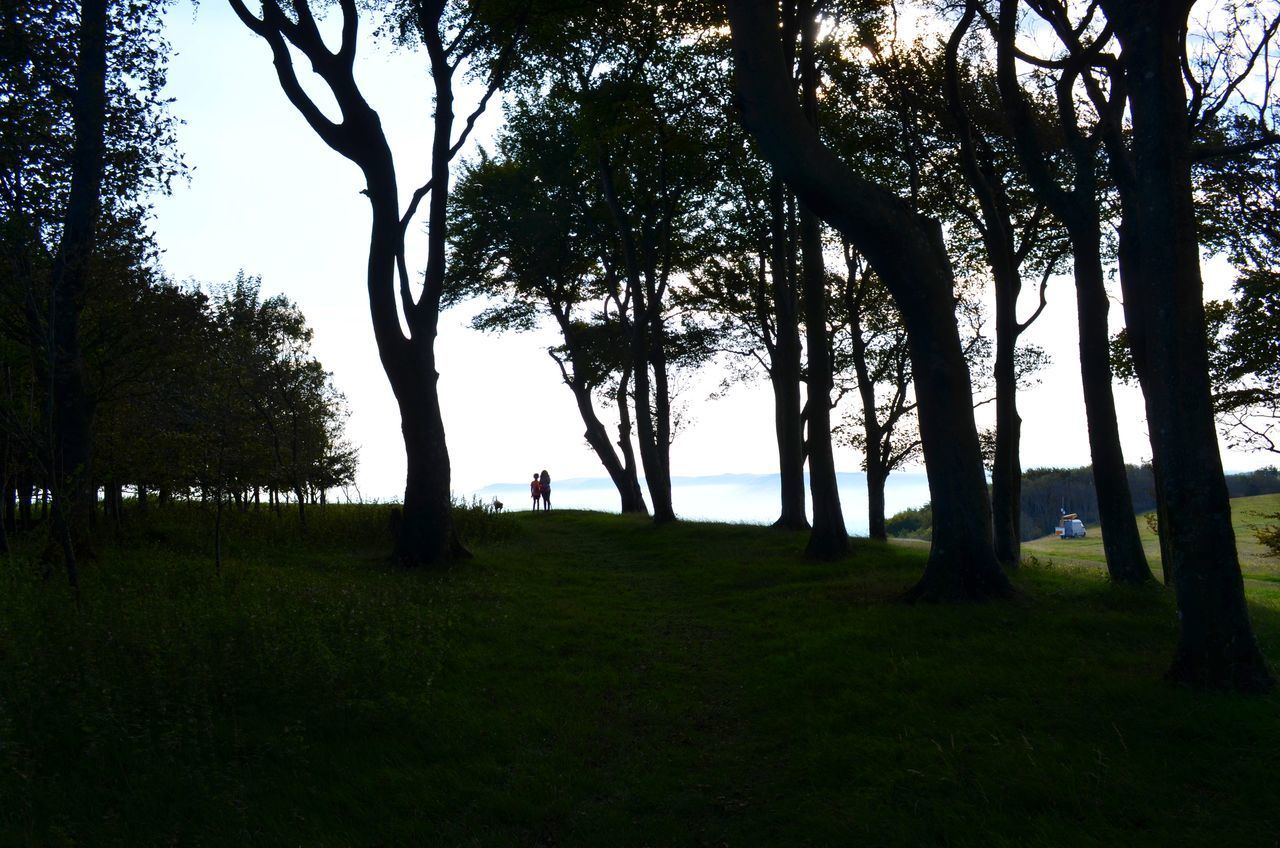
[888,466,1280,541]
[1,270,355,534]
[0,0,354,557]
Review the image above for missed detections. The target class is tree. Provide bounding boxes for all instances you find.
[943,4,1062,568]
[835,247,918,541]
[1092,0,1272,690]
[727,0,1011,598]
[448,102,648,514]
[227,0,520,566]
[989,0,1154,585]
[678,109,810,531]
[0,0,180,583]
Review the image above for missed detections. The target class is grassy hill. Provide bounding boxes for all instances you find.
[1022,493,1280,582]
[2,506,1278,846]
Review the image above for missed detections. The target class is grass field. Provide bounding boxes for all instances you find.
[2,505,1278,846]
[1022,493,1280,582]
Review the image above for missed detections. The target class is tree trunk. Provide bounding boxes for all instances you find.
[796,0,846,560]
[566,372,648,514]
[1103,4,1270,690]
[798,204,847,559]
[901,273,1012,600]
[46,0,109,589]
[727,0,1008,597]
[1071,228,1153,584]
[649,314,677,521]
[992,0,1150,584]
[615,367,647,513]
[628,286,675,522]
[944,6,1022,568]
[768,176,809,530]
[866,458,888,543]
[389,340,465,566]
[990,291,1022,567]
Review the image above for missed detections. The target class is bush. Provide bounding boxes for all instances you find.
[886,502,932,540]
[1257,513,1280,558]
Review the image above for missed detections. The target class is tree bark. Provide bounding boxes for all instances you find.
[45,0,110,588]
[795,0,847,560]
[798,204,847,559]
[1071,228,1154,584]
[767,176,809,530]
[1100,1,1270,690]
[615,365,647,511]
[728,0,1009,597]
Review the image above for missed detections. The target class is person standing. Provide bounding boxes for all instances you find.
[530,473,541,511]
[540,470,551,511]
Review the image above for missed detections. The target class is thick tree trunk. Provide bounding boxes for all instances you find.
[1071,228,1153,584]
[46,0,109,588]
[767,177,809,530]
[1102,4,1270,690]
[393,359,461,566]
[901,272,1012,601]
[567,375,648,515]
[728,0,1008,596]
[866,459,888,543]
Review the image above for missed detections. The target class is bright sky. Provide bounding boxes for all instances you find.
[149,2,1273,503]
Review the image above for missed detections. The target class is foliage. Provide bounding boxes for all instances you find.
[885,501,932,539]
[1112,272,1280,455]
[1259,514,1280,558]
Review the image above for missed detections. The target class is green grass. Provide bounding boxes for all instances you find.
[2,506,1278,846]
[1022,493,1280,582]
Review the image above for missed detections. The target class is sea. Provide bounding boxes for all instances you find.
[471,471,933,537]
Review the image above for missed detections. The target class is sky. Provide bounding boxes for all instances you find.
[148,2,1273,505]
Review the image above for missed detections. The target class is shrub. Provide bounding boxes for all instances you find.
[1257,513,1280,558]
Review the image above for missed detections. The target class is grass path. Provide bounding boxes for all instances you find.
[2,508,1279,846]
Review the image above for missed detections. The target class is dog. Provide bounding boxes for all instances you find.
[492,498,504,513]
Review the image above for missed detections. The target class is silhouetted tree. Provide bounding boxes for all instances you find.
[227,0,521,565]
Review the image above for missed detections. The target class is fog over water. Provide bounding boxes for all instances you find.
[472,472,933,537]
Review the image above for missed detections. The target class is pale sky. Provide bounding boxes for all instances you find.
[149,2,1272,503]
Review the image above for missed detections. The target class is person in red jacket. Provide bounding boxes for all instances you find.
[530,473,542,511]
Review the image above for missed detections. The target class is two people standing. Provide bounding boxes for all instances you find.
[529,469,552,511]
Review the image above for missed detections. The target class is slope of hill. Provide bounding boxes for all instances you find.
[1,507,1277,845]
